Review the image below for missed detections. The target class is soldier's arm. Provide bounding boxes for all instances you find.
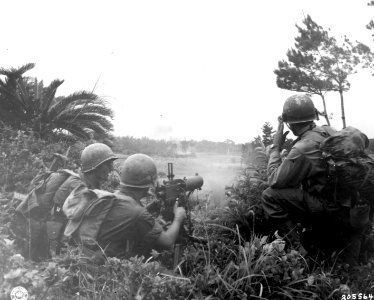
[267,147,310,188]
[155,202,186,249]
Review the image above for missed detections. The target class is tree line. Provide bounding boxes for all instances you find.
[274,12,374,128]
[112,136,243,156]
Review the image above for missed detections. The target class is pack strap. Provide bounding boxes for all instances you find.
[359,162,372,190]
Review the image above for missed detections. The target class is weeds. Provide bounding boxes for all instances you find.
[0,134,373,299]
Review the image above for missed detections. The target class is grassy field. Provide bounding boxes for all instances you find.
[115,152,243,208]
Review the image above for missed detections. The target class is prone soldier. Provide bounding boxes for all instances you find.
[63,153,187,259]
[14,143,117,261]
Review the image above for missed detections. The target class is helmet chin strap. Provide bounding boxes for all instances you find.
[315,108,320,121]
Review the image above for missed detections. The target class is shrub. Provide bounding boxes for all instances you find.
[0,128,83,193]
[0,133,372,300]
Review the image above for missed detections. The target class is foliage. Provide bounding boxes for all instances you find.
[192,139,242,154]
[0,128,83,193]
[367,1,374,45]
[0,63,114,142]
[0,219,356,300]
[275,15,374,128]
[0,239,192,300]
[244,123,293,167]
[0,136,373,299]
[113,136,244,157]
[113,136,178,156]
[261,122,274,147]
[180,140,190,153]
[0,127,120,194]
[261,121,294,152]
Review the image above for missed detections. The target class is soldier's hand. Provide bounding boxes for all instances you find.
[173,201,186,223]
[273,116,289,151]
[280,149,289,160]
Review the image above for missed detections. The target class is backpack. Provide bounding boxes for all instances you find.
[320,126,374,226]
[63,188,119,261]
[12,169,82,261]
[63,188,117,243]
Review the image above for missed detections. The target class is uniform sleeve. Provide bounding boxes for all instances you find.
[267,146,311,189]
[135,209,163,244]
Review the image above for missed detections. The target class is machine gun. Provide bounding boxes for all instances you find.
[147,163,205,245]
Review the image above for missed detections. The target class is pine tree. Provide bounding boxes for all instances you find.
[275,15,373,128]
[261,122,274,147]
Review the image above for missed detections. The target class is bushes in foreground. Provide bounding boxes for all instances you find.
[0,129,83,193]
[2,218,367,299]
[1,181,371,300]
[0,134,373,299]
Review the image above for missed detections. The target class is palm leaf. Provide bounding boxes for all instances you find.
[56,112,113,128]
[57,123,92,140]
[0,65,114,141]
[54,118,111,135]
[84,121,108,135]
[40,79,64,113]
[15,78,35,112]
[54,104,113,121]
[47,91,99,118]
[0,63,35,78]
[0,79,26,111]
[68,104,114,118]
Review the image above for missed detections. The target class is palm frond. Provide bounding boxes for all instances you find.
[54,116,112,134]
[15,78,34,111]
[0,78,25,109]
[68,104,114,118]
[83,121,111,136]
[0,67,114,142]
[0,63,35,78]
[54,104,113,122]
[57,123,92,140]
[59,115,112,130]
[40,79,64,113]
[47,91,100,117]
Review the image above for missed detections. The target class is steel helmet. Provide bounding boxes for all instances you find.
[282,94,317,124]
[120,153,157,188]
[81,143,117,173]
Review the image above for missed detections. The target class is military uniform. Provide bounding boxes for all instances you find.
[262,124,336,223]
[63,186,163,259]
[262,124,365,264]
[14,169,82,261]
[98,189,163,258]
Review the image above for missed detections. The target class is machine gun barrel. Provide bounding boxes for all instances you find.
[185,175,204,192]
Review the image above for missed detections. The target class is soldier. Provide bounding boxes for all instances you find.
[15,142,117,261]
[63,153,186,259]
[262,94,368,265]
[261,95,338,256]
[79,142,118,189]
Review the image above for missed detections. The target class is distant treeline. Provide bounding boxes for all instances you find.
[113,137,177,156]
[112,136,243,156]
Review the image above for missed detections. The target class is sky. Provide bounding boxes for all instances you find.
[1,0,374,143]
